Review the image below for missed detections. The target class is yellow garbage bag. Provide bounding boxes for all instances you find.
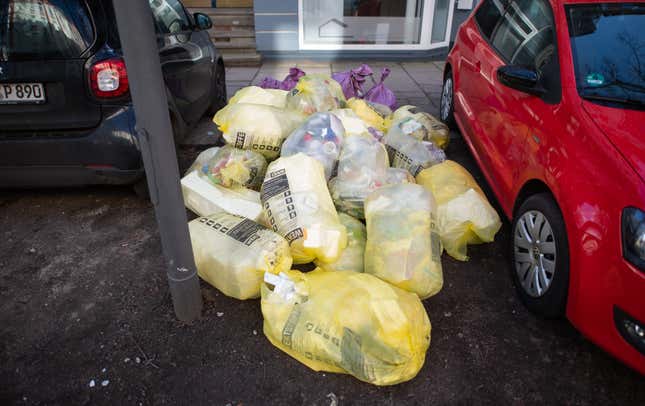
[213,103,306,160]
[416,160,502,261]
[287,74,346,115]
[390,105,450,149]
[364,184,443,299]
[346,98,391,133]
[261,153,347,264]
[189,211,292,300]
[315,213,366,273]
[228,86,288,109]
[261,269,431,386]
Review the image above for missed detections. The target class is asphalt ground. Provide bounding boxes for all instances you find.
[1,125,643,405]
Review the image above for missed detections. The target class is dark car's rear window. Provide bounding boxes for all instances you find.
[0,0,95,61]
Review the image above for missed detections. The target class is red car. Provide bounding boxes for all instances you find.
[441,0,645,374]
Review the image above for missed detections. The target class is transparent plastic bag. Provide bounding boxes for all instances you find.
[202,145,267,190]
[185,146,220,176]
[189,211,292,300]
[330,108,371,137]
[280,113,345,181]
[261,153,347,264]
[346,98,391,132]
[385,167,416,185]
[228,86,288,109]
[314,213,366,273]
[261,269,431,386]
[329,136,389,219]
[390,106,450,149]
[286,74,346,115]
[364,184,443,299]
[181,171,265,223]
[383,122,445,177]
[213,103,306,159]
[416,160,502,261]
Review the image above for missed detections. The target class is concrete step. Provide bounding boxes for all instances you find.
[210,27,255,39]
[213,37,256,49]
[221,51,262,67]
[187,7,253,15]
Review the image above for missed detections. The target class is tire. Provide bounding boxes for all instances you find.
[439,68,456,129]
[207,60,227,117]
[511,193,569,318]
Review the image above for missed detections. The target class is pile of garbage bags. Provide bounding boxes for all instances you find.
[180,68,502,386]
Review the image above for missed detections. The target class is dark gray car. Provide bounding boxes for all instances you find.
[0,0,226,191]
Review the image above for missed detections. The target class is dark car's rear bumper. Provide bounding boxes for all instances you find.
[0,105,144,187]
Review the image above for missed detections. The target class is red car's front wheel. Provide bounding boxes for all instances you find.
[512,193,570,318]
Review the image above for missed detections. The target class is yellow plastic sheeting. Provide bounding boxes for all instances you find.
[261,153,347,264]
[390,105,450,149]
[261,269,431,386]
[330,108,371,137]
[189,211,292,300]
[364,184,443,299]
[213,103,305,159]
[346,98,391,133]
[286,74,346,115]
[315,213,366,273]
[416,160,502,261]
[227,86,288,109]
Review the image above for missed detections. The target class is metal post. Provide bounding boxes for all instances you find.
[112,0,202,322]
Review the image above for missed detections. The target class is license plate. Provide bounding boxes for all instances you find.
[0,83,46,104]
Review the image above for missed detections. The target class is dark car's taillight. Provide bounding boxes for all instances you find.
[89,58,129,98]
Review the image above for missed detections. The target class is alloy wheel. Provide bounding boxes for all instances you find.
[513,210,557,298]
[440,77,453,122]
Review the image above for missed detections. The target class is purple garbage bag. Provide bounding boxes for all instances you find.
[280,67,306,90]
[259,67,306,91]
[364,68,397,111]
[332,64,373,99]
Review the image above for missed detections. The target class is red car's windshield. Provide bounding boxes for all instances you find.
[566,2,645,110]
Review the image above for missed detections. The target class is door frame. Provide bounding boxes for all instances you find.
[297,0,455,51]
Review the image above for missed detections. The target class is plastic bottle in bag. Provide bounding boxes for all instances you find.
[329,136,389,219]
[384,167,416,185]
[185,146,220,176]
[314,213,366,273]
[383,122,445,177]
[227,86,288,109]
[261,153,347,264]
[189,211,293,300]
[416,160,502,261]
[346,97,391,132]
[261,268,431,386]
[391,106,450,149]
[213,103,306,160]
[280,113,345,181]
[286,74,346,115]
[364,184,443,299]
[202,145,267,190]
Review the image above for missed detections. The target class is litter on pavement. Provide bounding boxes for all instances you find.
[179,66,501,385]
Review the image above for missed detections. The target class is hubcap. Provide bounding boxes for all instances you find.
[514,210,557,298]
[440,77,453,121]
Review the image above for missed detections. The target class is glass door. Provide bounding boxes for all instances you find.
[299,0,455,50]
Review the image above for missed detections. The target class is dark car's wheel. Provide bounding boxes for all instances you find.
[440,68,456,129]
[511,193,569,318]
[207,60,227,117]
